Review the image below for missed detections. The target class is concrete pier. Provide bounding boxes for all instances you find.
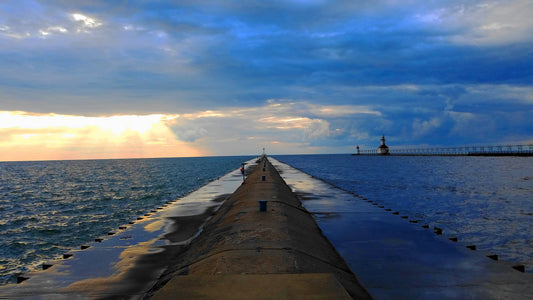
[148,156,371,299]
[3,155,532,298]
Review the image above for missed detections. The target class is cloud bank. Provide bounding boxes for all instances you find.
[0,0,532,159]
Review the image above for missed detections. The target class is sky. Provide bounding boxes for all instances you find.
[1,0,532,161]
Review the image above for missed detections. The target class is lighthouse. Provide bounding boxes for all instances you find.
[377,135,390,155]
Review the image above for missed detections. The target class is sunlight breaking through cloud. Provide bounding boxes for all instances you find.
[71,13,102,29]
[0,100,384,160]
[0,112,203,161]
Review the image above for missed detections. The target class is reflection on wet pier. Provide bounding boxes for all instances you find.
[271,157,533,299]
[0,160,252,298]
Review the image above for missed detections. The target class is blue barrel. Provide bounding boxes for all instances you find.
[259,200,267,212]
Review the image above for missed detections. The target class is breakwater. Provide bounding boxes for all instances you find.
[148,155,371,299]
[3,155,532,298]
[0,157,371,299]
[355,143,533,156]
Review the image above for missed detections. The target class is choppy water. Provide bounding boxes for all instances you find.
[0,156,252,285]
[275,154,533,272]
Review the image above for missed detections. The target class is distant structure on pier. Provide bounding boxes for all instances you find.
[354,139,533,156]
[377,135,390,155]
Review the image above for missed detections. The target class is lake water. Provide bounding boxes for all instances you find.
[0,156,252,285]
[274,154,533,272]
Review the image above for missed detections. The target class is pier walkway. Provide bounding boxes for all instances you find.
[0,156,371,299]
[149,156,371,299]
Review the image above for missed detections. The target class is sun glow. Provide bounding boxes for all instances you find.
[0,111,205,161]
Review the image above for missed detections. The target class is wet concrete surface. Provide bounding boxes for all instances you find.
[152,273,352,300]
[149,156,371,299]
[0,159,253,299]
[271,157,533,299]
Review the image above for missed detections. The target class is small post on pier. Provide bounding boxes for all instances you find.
[259,200,267,212]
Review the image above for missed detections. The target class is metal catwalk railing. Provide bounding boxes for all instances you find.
[355,144,533,156]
